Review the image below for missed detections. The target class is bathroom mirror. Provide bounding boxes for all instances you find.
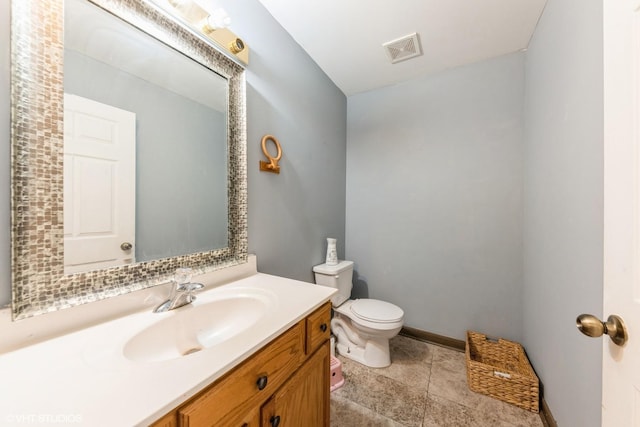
[64,0,229,273]
[10,0,247,320]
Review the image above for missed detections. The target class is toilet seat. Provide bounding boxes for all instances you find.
[350,299,404,323]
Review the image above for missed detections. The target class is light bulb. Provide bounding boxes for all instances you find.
[200,8,231,32]
[168,0,192,7]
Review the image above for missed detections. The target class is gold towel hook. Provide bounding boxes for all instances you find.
[259,135,282,174]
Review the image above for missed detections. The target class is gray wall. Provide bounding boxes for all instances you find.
[65,50,228,261]
[221,0,347,281]
[346,53,524,341]
[0,0,347,306]
[522,0,603,425]
[0,0,10,306]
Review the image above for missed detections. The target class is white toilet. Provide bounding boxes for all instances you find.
[313,260,404,368]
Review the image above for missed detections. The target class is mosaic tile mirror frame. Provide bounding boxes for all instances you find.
[10,0,248,320]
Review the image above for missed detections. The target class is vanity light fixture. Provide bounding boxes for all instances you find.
[199,8,231,33]
[151,0,248,64]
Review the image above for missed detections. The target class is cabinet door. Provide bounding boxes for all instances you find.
[221,405,260,427]
[179,322,305,426]
[149,412,176,427]
[261,342,330,427]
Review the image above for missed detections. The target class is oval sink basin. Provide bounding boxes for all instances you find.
[124,289,275,363]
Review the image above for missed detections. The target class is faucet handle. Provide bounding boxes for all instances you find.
[177,282,204,293]
[174,268,193,286]
[177,282,204,304]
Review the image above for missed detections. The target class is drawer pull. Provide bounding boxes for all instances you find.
[270,415,281,427]
[256,375,268,390]
[320,323,328,333]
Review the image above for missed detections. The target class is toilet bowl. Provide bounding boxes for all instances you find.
[313,260,404,368]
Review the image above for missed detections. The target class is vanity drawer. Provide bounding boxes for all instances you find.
[305,302,331,355]
[178,320,305,426]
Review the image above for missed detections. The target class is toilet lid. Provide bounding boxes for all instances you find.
[350,299,404,323]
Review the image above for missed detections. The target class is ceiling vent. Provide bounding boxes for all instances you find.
[382,32,422,64]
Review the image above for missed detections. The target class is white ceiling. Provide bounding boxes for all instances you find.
[257,0,547,96]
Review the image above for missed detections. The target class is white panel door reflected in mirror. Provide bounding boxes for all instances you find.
[64,94,136,274]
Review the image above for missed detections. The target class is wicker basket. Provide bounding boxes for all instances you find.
[465,331,539,413]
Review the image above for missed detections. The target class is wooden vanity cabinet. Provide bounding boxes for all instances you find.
[150,302,331,427]
[261,343,329,427]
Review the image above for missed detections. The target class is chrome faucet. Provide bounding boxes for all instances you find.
[154,267,204,313]
[154,282,204,313]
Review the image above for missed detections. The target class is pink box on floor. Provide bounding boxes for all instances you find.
[330,356,345,391]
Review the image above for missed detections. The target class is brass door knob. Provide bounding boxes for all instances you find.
[120,242,133,251]
[576,314,628,346]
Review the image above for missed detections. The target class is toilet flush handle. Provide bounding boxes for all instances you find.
[334,275,339,279]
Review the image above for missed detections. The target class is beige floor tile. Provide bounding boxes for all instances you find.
[334,357,427,426]
[330,393,404,427]
[343,335,435,391]
[473,397,543,427]
[338,336,434,391]
[429,346,489,409]
[330,336,543,427]
[430,345,467,372]
[423,394,506,427]
[423,394,478,427]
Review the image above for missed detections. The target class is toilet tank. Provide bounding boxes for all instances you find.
[313,260,354,306]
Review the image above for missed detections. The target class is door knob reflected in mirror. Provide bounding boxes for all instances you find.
[576,314,628,346]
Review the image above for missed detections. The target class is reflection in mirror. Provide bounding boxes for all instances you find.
[64,0,229,273]
[10,0,247,320]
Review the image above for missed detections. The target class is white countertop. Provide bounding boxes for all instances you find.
[0,272,335,426]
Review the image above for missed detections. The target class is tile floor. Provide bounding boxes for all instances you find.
[330,335,543,427]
